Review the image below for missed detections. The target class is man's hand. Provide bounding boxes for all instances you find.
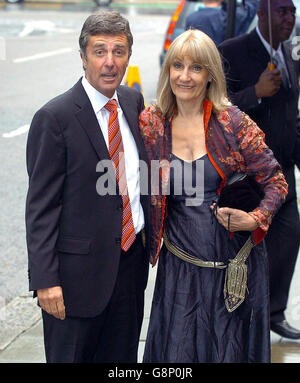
[211,205,258,232]
[37,286,65,320]
[255,64,282,98]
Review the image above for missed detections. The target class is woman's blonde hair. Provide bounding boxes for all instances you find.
[157,29,229,118]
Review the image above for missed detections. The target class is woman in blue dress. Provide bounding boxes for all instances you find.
[139,29,288,363]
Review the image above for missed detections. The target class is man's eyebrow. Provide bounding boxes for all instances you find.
[93,43,106,48]
[113,44,127,49]
[92,43,127,49]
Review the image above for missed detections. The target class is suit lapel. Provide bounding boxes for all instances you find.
[72,79,111,161]
[248,29,270,69]
[282,43,297,92]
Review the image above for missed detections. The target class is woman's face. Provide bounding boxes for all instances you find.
[169,56,210,104]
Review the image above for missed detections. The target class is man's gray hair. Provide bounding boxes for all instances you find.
[79,11,133,58]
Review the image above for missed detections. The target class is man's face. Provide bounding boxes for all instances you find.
[269,0,296,43]
[81,34,130,98]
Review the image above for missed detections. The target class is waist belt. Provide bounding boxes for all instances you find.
[162,232,255,312]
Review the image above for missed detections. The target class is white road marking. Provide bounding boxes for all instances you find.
[19,20,56,38]
[13,48,73,64]
[19,20,74,38]
[2,125,30,138]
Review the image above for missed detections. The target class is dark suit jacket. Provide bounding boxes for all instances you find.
[219,29,300,173]
[26,79,150,318]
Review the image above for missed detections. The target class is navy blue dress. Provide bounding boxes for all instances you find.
[143,154,270,363]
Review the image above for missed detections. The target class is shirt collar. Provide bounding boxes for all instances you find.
[81,76,120,115]
[256,26,283,58]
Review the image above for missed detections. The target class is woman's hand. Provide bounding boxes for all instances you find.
[210,204,258,232]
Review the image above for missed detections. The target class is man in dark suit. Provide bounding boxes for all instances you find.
[25,11,150,362]
[219,0,300,339]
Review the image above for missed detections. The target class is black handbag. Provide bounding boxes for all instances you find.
[217,173,264,213]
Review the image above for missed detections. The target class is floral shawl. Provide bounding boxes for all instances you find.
[139,100,288,266]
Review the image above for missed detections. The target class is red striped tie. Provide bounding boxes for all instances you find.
[105,99,136,251]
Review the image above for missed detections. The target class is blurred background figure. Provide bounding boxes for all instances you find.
[186,0,259,45]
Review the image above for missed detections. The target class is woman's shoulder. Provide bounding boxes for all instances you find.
[214,105,238,134]
[217,104,241,123]
[216,105,259,134]
[216,105,267,154]
[140,104,164,122]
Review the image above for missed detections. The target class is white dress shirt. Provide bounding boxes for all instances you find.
[82,76,144,234]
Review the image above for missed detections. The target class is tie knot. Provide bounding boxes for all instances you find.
[105,99,117,113]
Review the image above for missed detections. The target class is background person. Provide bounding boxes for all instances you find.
[139,29,287,362]
[25,11,150,363]
[186,0,259,45]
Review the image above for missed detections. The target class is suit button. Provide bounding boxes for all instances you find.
[117,204,123,211]
[115,237,121,245]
